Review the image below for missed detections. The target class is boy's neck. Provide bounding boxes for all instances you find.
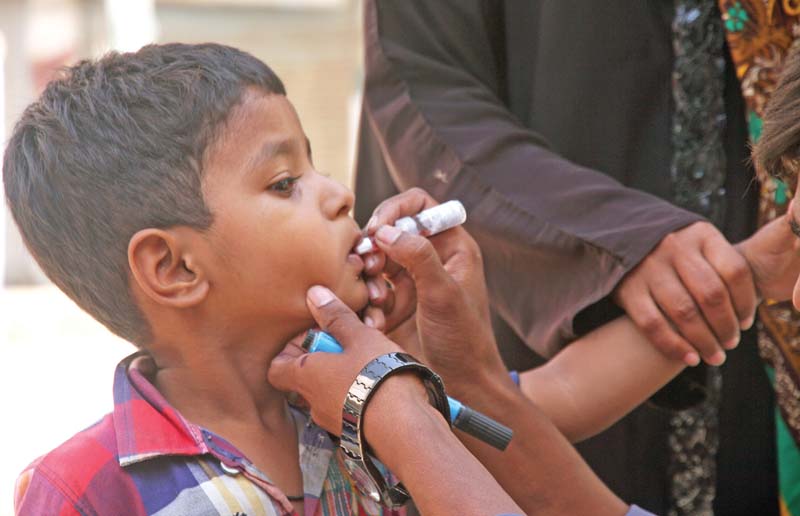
[146,325,307,500]
[149,327,298,436]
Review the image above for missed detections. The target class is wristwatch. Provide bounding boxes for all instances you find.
[339,352,450,507]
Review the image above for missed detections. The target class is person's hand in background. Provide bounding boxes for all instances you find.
[613,221,757,366]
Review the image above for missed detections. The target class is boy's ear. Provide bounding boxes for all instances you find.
[128,228,209,308]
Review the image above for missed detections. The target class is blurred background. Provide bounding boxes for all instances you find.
[0,0,362,513]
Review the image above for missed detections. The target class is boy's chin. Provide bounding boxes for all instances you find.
[337,280,370,313]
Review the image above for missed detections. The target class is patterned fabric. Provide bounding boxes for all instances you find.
[719,1,800,515]
[13,352,404,516]
[667,3,727,514]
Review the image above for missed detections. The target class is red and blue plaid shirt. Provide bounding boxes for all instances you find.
[14,352,405,516]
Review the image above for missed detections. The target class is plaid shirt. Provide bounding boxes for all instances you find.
[14,352,405,516]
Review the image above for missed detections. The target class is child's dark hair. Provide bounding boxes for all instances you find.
[753,42,800,180]
[3,43,285,344]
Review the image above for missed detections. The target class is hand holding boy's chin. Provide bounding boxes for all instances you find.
[269,286,417,434]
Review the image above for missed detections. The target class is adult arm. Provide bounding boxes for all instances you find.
[369,201,687,444]
[269,287,628,516]
[269,287,523,516]
[360,0,755,364]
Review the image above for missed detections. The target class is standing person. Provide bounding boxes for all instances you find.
[354,2,776,514]
[719,2,800,514]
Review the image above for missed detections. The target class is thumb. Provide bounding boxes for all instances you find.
[267,343,304,392]
[306,285,367,349]
[373,225,450,292]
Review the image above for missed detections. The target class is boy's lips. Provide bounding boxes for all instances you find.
[347,252,365,273]
[347,229,366,272]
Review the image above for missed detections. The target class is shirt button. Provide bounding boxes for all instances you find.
[220,461,240,476]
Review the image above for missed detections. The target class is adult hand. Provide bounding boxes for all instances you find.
[268,285,424,435]
[364,188,511,399]
[736,200,800,304]
[613,221,757,367]
[270,287,522,516]
[359,245,393,331]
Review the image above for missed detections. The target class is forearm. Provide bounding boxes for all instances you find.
[452,372,628,516]
[364,375,522,515]
[520,316,685,442]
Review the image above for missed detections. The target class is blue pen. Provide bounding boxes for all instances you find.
[301,329,513,451]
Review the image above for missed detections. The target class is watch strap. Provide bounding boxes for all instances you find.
[339,352,450,507]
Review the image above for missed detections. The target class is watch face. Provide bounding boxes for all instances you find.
[343,457,382,503]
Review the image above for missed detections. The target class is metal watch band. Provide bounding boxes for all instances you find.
[339,352,450,508]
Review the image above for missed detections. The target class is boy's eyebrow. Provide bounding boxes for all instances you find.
[245,137,313,176]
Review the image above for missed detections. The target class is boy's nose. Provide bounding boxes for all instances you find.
[321,175,354,219]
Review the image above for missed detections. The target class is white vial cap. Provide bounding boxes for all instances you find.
[355,237,375,255]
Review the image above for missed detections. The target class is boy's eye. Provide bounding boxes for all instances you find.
[269,176,299,195]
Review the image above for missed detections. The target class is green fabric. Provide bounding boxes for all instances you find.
[724,2,749,31]
[767,366,800,515]
[776,179,788,206]
[748,110,762,143]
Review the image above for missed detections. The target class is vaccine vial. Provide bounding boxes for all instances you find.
[355,200,467,254]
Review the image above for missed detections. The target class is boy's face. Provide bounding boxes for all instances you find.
[195,89,368,335]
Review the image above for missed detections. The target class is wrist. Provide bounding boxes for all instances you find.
[363,373,447,442]
[445,362,514,403]
[362,373,452,477]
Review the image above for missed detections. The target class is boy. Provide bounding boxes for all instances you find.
[6,43,398,516]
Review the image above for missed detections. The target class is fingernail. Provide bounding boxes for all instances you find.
[683,352,701,367]
[368,281,380,300]
[366,216,378,232]
[724,334,740,350]
[376,225,402,244]
[365,255,378,270]
[741,315,755,330]
[364,316,375,327]
[708,350,727,366]
[308,286,335,307]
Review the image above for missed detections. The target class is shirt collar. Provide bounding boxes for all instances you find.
[112,351,208,467]
[111,351,338,514]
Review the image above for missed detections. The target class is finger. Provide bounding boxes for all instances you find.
[306,285,369,347]
[673,253,741,349]
[382,254,405,277]
[650,272,726,365]
[366,187,439,234]
[428,225,476,264]
[267,343,305,392]
[702,237,758,329]
[380,280,396,315]
[362,250,386,277]
[363,305,386,332]
[366,277,390,307]
[623,288,701,366]
[430,228,484,288]
[373,225,452,294]
[384,271,417,331]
